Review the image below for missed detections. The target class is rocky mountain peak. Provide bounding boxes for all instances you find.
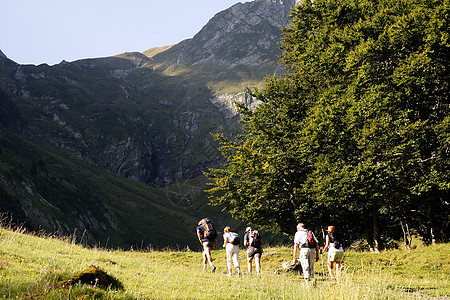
[257,0,299,6]
[153,0,297,69]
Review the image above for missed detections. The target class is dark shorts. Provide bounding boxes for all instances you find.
[247,246,263,259]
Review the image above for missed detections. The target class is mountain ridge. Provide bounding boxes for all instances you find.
[0,0,297,247]
[150,0,294,71]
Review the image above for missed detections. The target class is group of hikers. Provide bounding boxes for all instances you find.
[196,219,344,283]
[196,219,263,276]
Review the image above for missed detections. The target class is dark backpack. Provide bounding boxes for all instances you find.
[329,232,342,249]
[200,219,217,240]
[249,230,262,247]
[229,232,240,245]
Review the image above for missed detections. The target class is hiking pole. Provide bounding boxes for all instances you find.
[321,228,326,286]
[320,250,325,287]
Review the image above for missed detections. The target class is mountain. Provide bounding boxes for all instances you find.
[0,0,296,248]
[151,0,295,93]
[152,0,294,68]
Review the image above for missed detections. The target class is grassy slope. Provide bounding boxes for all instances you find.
[0,130,237,250]
[0,226,448,299]
[142,45,175,58]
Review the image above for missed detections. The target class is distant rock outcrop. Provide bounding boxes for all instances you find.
[152,0,296,70]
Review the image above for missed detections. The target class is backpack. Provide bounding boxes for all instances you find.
[307,230,316,248]
[249,230,262,248]
[329,232,341,249]
[200,218,217,240]
[229,232,240,245]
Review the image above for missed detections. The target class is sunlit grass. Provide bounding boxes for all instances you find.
[0,224,448,299]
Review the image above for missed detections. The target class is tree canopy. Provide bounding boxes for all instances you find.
[206,0,449,250]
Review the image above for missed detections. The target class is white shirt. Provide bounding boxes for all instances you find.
[294,229,318,247]
[223,232,239,244]
[329,242,344,252]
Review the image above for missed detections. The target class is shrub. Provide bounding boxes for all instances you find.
[61,265,124,290]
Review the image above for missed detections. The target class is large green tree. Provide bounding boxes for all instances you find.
[206,0,449,249]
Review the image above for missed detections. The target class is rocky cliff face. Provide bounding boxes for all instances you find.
[209,92,261,119]
[154,0,296,70]
[0,0,297,187]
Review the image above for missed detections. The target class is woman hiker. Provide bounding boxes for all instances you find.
[223,226,241,276]
[322,225,344,281]
[243,227,263,276]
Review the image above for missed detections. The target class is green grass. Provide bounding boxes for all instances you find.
[142,46,175,58]
[0,225,448,299]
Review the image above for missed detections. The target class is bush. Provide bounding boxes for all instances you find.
[61,265,124,290]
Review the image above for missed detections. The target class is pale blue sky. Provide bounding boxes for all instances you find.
[1,0,252,65]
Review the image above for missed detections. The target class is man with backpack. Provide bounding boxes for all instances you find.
[196,218,217,273]
[293,223,320,286]
[243,227,263,276]
[322,225,344,281]
[222,226,241,276]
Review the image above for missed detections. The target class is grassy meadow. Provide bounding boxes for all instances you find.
[0,224,448,300]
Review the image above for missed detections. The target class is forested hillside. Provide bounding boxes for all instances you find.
[206,0,449,251]
[0,0,447,250]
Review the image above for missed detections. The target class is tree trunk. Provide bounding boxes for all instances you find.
[430,227,436,245]
[364,210,375,252]
[372,206,383,252]
[400,220,411,250]
[429,201,437,244]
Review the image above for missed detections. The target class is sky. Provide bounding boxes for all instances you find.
[1,0,253,66]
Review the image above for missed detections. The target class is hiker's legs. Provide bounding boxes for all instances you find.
[202,242,215,271]
[202,247,208,264]
[201,248,208,271]
[328,261,335,279]
[334,251,344,281]
[300,249,315,284]
[227,260,232,275]
[299,248,310,282]
[231,246,240,268]
[255,253,261,275]
[236,266,241,275]
[328,251,343,280]
[308,250,315,280]
[203,246,212,263]
[226,244,234,274]
[335,261,342,281]
[247,258,253,274]
[232,247,241,275]
[247,246,257,274]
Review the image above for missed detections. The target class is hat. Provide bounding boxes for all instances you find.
[326,226,335,232]
[245,227,252,232]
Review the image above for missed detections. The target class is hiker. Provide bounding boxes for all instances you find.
[243,227,263,276]
[293,223,320,285]
[223,226,241,276]
[322,225,344,281]
[196,218,217,273]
